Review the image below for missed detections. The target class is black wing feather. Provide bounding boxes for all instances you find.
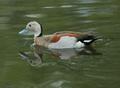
[77,34,98,45]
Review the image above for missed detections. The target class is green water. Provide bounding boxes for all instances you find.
[0,0,120,88]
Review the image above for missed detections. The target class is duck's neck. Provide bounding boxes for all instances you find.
[37,32,43,37]
[34,32,42,37]
[34,25,43,37]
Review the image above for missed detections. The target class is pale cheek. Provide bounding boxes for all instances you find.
[29,28,35,32]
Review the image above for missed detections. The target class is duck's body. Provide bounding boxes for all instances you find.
[34,31,97,49]
[19,21,97,49]
[34,32,81,49]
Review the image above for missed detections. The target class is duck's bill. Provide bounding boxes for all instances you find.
[19,29,34,35]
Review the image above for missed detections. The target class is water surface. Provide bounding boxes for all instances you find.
[0,0,120,88]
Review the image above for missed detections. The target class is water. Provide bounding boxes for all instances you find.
[0,0,120,88]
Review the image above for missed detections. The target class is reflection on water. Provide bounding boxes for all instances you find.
[0,0,120,88]
[19,45,101,66]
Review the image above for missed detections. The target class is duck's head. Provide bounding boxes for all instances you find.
[19,21,43,37]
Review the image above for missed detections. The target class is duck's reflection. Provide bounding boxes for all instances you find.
[19,45,101,66]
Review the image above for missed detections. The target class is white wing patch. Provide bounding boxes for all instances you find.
[83,40,92,43]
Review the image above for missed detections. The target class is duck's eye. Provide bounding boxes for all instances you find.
[29,24,31,27]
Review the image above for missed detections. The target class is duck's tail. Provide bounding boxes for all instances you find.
[77,34,99,45]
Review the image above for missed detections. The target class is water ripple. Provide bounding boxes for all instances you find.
[78,0,98,4]
[25,14,44,18]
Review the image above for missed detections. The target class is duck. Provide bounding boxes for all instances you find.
[19,21,98,49]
